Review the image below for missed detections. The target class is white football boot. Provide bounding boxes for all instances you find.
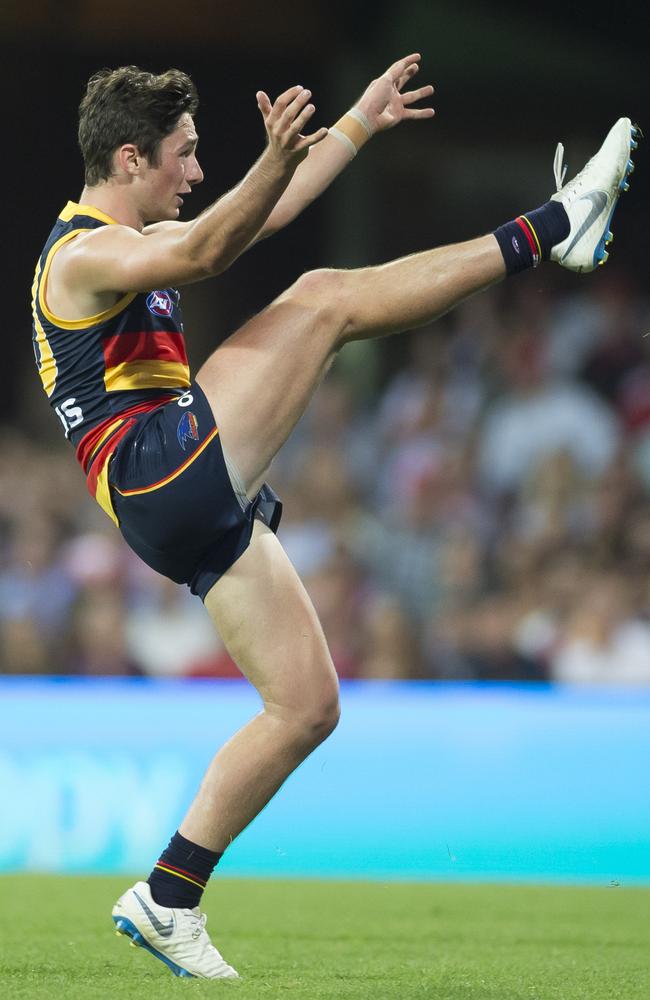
[551,117,642,272]
[112,880,239,980]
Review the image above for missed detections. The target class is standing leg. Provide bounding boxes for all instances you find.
[180,520,341,850]
[112,521,340,979]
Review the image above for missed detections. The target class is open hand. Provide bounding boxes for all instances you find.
[257,85,329,164]
[356,53,435,134]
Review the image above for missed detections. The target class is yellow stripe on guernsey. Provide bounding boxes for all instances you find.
[104,360,190,392]
[38,224,136,331]
[58,201,120,226]
[31,259,57,397]
[90,417,127,458]
[94,453,119,526]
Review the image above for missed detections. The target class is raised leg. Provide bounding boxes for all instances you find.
[197,234,504,494]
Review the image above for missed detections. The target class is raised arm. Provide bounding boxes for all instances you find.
[58,87,328,295]
[256,53,435,240]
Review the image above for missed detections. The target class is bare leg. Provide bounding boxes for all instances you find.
[179,236,502,850]
[197,234,503,493]
[179,520,340,851]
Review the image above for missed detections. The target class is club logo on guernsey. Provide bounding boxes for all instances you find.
[177,411,200,450]
[146,290,174,317]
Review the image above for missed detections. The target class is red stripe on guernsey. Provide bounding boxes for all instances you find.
[154,862,207,886]
[103,330,188,367]
[86,418,137,500]
[76,397,172,473]
[515,216,539,258]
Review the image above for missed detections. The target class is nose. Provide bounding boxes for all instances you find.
[188,154,204,186]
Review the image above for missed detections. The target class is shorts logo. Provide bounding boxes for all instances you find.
[146,290,174,317]
[177,411,199,450]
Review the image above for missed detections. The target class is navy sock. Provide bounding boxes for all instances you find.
[147,831,223,909]
[494,201,570,274]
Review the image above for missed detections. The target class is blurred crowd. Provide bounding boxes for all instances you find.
[2,271,650,682]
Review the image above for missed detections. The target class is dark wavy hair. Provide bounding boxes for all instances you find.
[78,66,199,186]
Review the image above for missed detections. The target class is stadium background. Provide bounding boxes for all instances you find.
[1,1,649,882]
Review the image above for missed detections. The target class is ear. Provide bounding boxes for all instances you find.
[115,143,144,176]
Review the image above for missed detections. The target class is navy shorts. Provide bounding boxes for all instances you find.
[107,382,282,600]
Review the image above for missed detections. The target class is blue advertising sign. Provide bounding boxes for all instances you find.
[1,679,648,882]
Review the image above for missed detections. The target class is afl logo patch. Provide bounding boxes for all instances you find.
[177,411,199,450]
[146,290,174,317]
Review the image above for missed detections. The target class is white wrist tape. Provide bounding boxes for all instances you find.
[329,127,358,158]
[329,107,372,157]
[348,107,372,136]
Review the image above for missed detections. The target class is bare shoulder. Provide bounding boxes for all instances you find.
[47,214,208,297]
[47,225,136,320]
[43,226,134,321]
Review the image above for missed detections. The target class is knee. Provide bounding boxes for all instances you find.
[290,267,343,304]
[311,693,341,744]
[284,268,352,342]
[292,682,341,749]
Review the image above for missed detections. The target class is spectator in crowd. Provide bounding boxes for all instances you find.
[64,583,141,676]
[125,577,224,677]
[478,328,621,498]
[551,573,650,685]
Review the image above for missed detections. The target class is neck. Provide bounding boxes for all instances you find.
[79,184,145,231]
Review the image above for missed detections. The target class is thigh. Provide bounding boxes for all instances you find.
[108,386,281,598]
[204,519,339,714]
[196,285,339,498]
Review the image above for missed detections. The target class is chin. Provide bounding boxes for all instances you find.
[143,204,179,224]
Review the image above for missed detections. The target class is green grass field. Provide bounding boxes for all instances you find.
[0,875,648,999]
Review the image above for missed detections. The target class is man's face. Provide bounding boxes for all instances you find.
[138,113,204,222]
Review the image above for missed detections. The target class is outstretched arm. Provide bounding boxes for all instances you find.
[60,87,328,295]
[255,53,434,240]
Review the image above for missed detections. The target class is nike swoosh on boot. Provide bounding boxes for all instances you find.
[133,890,175,938]
[559,190,607,261]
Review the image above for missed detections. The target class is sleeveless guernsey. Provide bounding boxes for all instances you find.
[31,201,191,519]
